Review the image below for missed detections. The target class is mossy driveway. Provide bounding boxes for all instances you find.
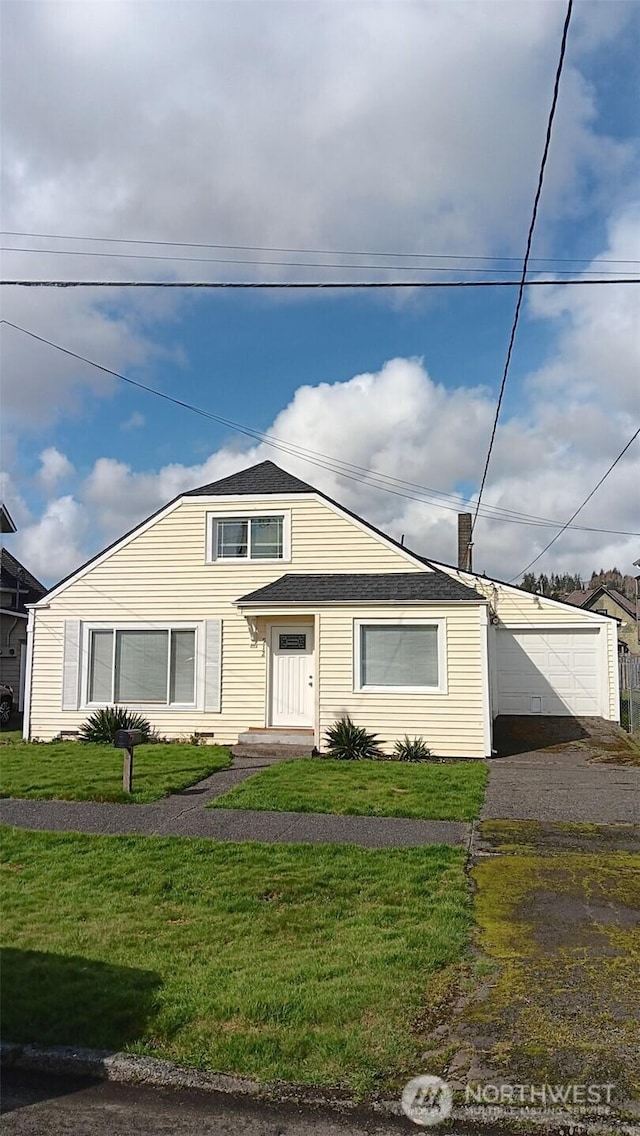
[485,716,640,823]
[442,821,640,1116]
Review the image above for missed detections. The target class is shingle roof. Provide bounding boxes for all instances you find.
[237,572,484,605]
[0,548,47,613]
[185,460,314,497]
[564,586,637,621]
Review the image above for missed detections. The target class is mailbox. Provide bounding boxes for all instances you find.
[114,729,143,749]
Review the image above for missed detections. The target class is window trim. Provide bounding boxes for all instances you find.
[81,621,204,710]
[353,617,447,695]
[206,511,291,563]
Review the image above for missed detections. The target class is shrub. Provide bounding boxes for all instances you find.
[323,715,385,760]
[79,707,152,745]
[392,735,433,762]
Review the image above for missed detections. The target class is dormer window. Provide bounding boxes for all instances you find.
[208,513,290,562]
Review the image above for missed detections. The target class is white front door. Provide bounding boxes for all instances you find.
[269,624,314,727]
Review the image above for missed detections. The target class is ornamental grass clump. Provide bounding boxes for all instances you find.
[79,707,152,744]
[392,735,433,762]
[323,715,385,760]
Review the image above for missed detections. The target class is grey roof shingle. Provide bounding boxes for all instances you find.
[0,548,47,613]
[237,572,484,605]
[185,460,314,497]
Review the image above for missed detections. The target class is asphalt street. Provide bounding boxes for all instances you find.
[0,1069,418,1136]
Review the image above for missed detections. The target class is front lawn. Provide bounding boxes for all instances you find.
[1,827,470,1091]
[0,742,231,803]
[210,757,487,821]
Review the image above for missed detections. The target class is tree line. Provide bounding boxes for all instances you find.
[520,568,637,601]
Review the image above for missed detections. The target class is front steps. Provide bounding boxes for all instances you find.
[232,727,317,759]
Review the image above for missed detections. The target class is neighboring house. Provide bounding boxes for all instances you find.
[1,506,47,709]
[22,461,620,755]
[565,587,639,655]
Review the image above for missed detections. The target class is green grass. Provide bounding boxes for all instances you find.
[0,742,231,803]
[210,758,487,821]
[0,827,470,1092]
[0,729,24,745]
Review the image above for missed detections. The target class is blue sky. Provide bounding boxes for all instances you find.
[1,1,639,584]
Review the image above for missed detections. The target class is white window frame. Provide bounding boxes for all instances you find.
[353,617,447,695]
[81,622,205,711]
[206,511,291,563]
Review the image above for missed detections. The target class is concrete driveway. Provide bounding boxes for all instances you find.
[483,716,640,823]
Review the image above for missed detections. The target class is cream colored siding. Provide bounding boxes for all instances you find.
[318,604,486,758]
[28,495,429,742]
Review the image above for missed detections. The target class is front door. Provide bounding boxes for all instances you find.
[269,624,314,727]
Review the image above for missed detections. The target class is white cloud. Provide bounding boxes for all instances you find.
[6,201,640,586]
[37,446,74,491]
[121,411,146,431]
[1,2,637,424]
[14,495,87,581]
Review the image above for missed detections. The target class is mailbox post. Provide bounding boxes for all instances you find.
[114,729,143,793]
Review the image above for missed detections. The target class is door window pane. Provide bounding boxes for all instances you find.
[217,519,248,558]
[251,516,283,559]
[89,630,113,702]
[170,630,196,703]
[361,625,439,688]
[115,630,168,702]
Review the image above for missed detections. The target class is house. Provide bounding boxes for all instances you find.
[22,461,620,755]
[1,506,47,710]
[564,586,639,655]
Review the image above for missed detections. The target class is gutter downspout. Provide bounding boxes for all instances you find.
[22,607,35,741]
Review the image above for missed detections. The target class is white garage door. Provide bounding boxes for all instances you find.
[496,627,603,716]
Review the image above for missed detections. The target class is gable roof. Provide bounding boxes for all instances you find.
[38,459,438,603]
[237,571,484,606]
[0,548,47,613]
[185,460,314,497]
[0,504,17,534]
[566,585,637,621]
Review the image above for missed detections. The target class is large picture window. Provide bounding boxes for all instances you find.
[210,514,287,561]
[355,621,445,692]
[87,628,196,705]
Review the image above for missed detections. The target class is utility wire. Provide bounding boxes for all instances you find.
[510,426,640,582]
[4,278,638,288]
[2,229,638,267]
[0,245,630,277]
[2,318,638,539]
[471,0,574,538]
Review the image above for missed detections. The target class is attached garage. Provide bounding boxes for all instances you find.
[495,626,607,717]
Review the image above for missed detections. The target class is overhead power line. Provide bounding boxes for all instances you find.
[471,0,574,538]
[0,245,632,277]
[0,245,632,276]
[2,318,638,540]
[2,229,638,268]
[3,278,638,289]
[510,426,640,582]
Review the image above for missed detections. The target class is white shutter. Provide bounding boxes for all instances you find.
[204,620,222,712]
[62,619,81,710]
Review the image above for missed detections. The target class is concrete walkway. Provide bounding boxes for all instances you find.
[0,755,469,848]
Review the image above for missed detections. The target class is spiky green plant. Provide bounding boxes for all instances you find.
[323,715,385,760]
[392,735,433,762]
[79,707,152,744]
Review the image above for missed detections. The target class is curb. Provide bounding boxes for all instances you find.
[2,1042,639,1135]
